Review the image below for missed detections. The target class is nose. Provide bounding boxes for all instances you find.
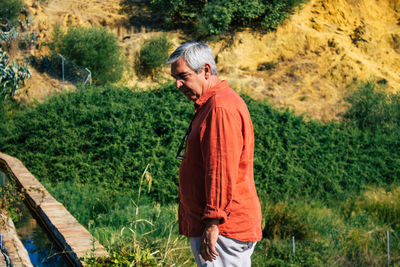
[175,79,183,89]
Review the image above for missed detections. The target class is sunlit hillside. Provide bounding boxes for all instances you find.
[17,0,400,121]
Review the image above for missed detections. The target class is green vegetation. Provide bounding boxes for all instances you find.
[0,84,191,203]
[137,34,172,78]
[147,0,307,36]
[344,80,400,132]
[0,48,30,101]
[49,26,125,85]
[0,177,25,223]
[0,0,23,29]
[0,81,399,265]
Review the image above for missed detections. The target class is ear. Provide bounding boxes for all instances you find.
[204,63,212,79]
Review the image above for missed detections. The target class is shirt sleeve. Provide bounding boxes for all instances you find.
[200,107,243,224]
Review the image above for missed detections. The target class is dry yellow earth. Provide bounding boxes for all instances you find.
[17,0,400,121]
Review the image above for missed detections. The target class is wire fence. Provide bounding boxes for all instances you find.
[35,54,92,88]
[1,27,92,89]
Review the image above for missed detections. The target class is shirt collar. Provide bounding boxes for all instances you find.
[194,80,228,110]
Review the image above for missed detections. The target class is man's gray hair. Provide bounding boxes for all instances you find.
[166,42,218,75]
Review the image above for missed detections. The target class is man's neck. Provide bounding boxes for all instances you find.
[202,75,222,96]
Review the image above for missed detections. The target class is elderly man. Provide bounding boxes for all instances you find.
[167,42,262,266]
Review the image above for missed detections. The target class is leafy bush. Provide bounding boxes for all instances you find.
[0,48,30,101]
[261,2,291,30]
[137,34,172,78]
[0,0,23,29]
[49,26,125,85]
[149,0,204,27]
[247,93,400,202]
[0,84,192,203]
[149,0,307,36]
[196,2,233,36]
[344,80,400,132]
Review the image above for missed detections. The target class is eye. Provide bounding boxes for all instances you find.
[179,74,189,80]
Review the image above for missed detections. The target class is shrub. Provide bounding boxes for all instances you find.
[196,2,233,36]
[150,0,307,36]
[261,2,290,30]
[0,0,23,29]
[137,34,172,78]
[49,26,125,85]
[343,80,400,132]
[149,0,204,28]
[0,84,192,203]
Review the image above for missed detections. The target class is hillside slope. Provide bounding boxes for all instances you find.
[214,0,400,121]
[18,0,400,121]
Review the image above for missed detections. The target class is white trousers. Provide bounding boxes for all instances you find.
[190,235,256,267]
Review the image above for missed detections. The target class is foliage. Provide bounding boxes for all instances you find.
[1,81,399,203]
[137,34,172,78]
[246,93,400,202]
[254,239,327,267]
[195,1,233,36]
[344,186,400,229]
[343,80,400,132]
[0,172,25,223]
[262,201,312,240]
[0,80,399,265]
[148,0,307,36]
[0,84,192,203]
[148,0,205,28]
[80,164,191,266]
[0,48,30,101]
[49,26,125,85]
[0,0,23,29]
[84,249,157,266]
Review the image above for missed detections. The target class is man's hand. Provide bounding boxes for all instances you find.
[200,219,220,261]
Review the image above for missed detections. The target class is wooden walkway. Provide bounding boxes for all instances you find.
[0,152,108,266]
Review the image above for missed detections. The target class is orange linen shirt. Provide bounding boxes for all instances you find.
[178,80,262,242]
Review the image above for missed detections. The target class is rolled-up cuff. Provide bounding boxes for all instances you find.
[201,205,230,224]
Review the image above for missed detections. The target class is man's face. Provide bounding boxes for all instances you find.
[171,58,205,102]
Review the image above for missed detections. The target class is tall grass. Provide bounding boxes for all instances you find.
[48,167,193,266]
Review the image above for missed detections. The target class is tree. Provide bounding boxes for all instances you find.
[0,0,23,29]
